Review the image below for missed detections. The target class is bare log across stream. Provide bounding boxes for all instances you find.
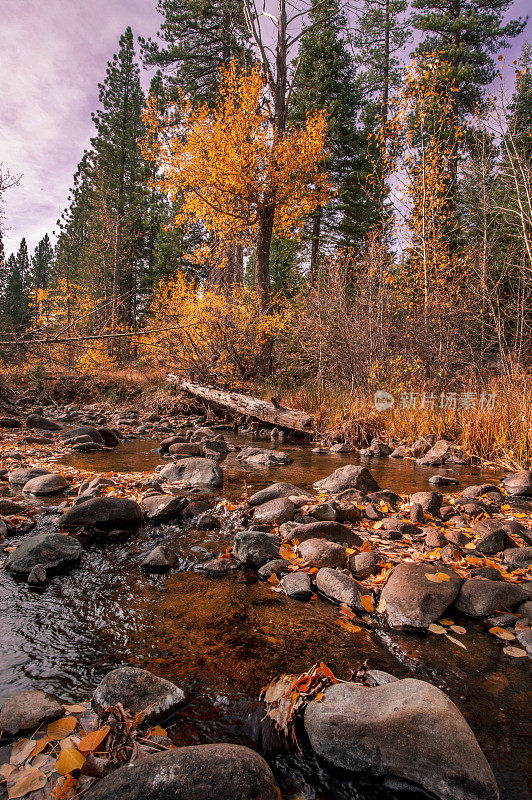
[167,376,314,434]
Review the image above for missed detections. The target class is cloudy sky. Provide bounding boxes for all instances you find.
[0,0,530,258]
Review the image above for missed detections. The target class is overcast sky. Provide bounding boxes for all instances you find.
[0,0,530,258]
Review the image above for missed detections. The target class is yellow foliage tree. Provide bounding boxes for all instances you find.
[141,62,329,310]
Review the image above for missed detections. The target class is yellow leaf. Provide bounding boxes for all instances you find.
[336,619,362,633]
[47,717,77,740]
[55,748,86,776]
[428,623,446,634]
[77,725,110,756]
[464,542,477,550]
[360,594,374,612]
[502,646,527,657]
[436,572,451,582]
[425,573,442,583]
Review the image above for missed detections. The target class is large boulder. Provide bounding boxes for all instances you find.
[141,494,188,523]
[93,666,184,723]
[26,414,61,431]
[233,531,281,567]
[84,744,277,800]
[160,458,223,489]
[501,470,532,498]
[57,497,143,530]
[297,538,346,568]
[284,520,363,547]
[454,579,528,617]
[8,467,51,485]
[313,465,379,494]
[23,473,69,495]
[5,533,82,575]
[0,690,63,736]
[253,497,294,525]
[503,546,532,570]
[471,518,528,552]
[381,562,462,629]
[304,679,498,800]
[60,425,104,444]
[248,482,312,506]
[237,447,292,466]
[315,567,367,610]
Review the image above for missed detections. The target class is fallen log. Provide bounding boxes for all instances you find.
[167,376,314,434]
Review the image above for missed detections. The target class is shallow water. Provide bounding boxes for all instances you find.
[1,434,530,799]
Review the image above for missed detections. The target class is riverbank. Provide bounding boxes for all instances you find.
[0,402,531,799]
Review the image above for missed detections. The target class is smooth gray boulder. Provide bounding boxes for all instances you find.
[0,690,63,736]
[503,546,532,570]
[410,491,443,513]
[233,531,281,567]
[58,497,143,530]
[8,467,51,485]
[281,571,312,600]
[60,425,104,444]
[23,473,69,495]
[84,744,277,800]
[349,550,381,579]
[237,447,292,466]
[141,494,188,523]
[314,465,379,494]
[315,567,367,610]
[26,414,61,431]
[285,520,363,547]
[454,579,528,617]
[381,562,462,629]
[160,458,223,489]
[297,538,346,568]
[248,482,312,506]
[253,497,294,525]
[5,533,82,575]
[93,666,184,723]
[304,679,498,800]
[501,470,532,497]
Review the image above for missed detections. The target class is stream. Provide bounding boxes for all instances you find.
[0,433,530,799]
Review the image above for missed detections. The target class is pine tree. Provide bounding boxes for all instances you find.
[31,233,54,291]
[3,243,30,329]
[290,0,374,271]
[0,232,7,301]
[140,0,249,104]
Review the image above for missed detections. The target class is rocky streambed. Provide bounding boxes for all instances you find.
[0,403,531,800]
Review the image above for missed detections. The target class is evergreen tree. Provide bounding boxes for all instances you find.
[508,41,532,155]
[31,233,54,291]
[290,0,375,271]
[3,245,29,329]
[0,232,7,301]
[140,0,249,104]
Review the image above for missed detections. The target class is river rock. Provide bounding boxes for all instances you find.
[257,559,290,579]
[381,562,462,629]
[390,445,406,458]
[160,458,223,489]
[169,442,204,456]
[304,679,498,800]
[5,533,82,575]
[454,579,528,617]
[248,482,312,506]
[8,467,51,485]
[93,666,185,722]
[298,538,346,567]
[472,517,531,547]
[84,744,277,800]
[26,413,61,431]
[503,546,532,569]
[198,556,241,577]
[462,484,501,498]
[411,435,437,456]
[314,465,379,494]
[285,520,363,547]
[141,494,188,523]
[429,474,459,486]
[281,571,312,599]
[253,497,294,525]
[306,501,337,521]
[237,447,292,466]
[410,491,443,513]
[233,531,281,567]
[0,499,28,515]
[349,550,381,579]
[416,439,469,466]
[380,518,419,538]
[141,546,179,572]
[57,497,143,530]
[0,690,63,736]
[160,434,188,453]
[501,470,532,497]
[60,425,104,444]
[0,417,22,428]
[315,567,367,610]
[22,473,69,495]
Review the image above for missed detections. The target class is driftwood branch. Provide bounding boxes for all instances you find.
[167,376,313,433]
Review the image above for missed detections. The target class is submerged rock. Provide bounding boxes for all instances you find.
[5,533,82,576]
[160,458,223,489]
[0,690,63,736]
[84,743,278,800]
[141,546,179,572]
[304,679,498,800]
[315,567,367,610]
[92,666,185,723]
[281,571,312,600]
[57,497,143,531]
[233,531,281,567]
[141,494,188,523]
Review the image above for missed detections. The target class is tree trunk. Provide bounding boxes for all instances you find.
[310,207,322,279]
[256,201,275,312]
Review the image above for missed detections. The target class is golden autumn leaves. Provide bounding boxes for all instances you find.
[141,62,330,261]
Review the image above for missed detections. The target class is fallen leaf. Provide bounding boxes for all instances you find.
[436,572,451,582]
[319,663,338,684]
[77,724,110,757]
[315,692,324,702]
[376,596,387,613]
[47,716,77,740]
[428,623,446,634]
[30,737,50,758]
[502,645,527,658]
[0,764,15,782]
[53,774,78,799]
[450,625,466,635]
[7,766,46,799]
[464,542,477,550]
[62,704,87,714]
[439,619,454,626]
[267,574,280,585]
[55,748,86,776]
[149,726,167,737]
[336,619,362,633]
[10,739,35,766]
[360,595,374,613]
[444,634,467,649]
[489,627,516,641]
[425,573,442,583]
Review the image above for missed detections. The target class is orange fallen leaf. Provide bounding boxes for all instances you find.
[489,627,515,641]
[315,692,324,702]
[336,619,362,633]
[319,663,338,684]
[55,748,86,776]
[502,645,527,657]
[435,572,451,582]
[47,717,77,740]
[425,573,442,583]
[360,594,374,612]
[77,726,110,756]
[7,766,46,799]
[29,737,50,758]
